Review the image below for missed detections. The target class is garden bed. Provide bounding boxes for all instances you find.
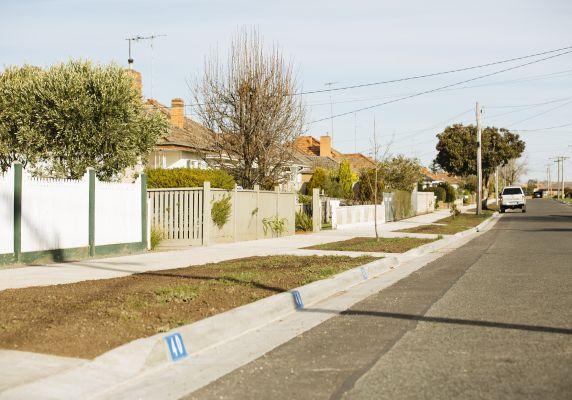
[305,236,437,253]
[0,255,375,359]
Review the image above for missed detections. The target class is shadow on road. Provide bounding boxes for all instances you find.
[301,308,572,335]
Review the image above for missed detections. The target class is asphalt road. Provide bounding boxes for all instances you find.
[185,200,572,400]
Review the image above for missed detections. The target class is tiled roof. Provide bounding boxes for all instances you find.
[333,153,375,171]
[294,136,343,157]
[420,167,461,184]
[291,153,340,171]
[145,99,212,151]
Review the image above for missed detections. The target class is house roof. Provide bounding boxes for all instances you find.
[291,153,340,170]
[294,136,343,158]
[145,99,212,151]
[420,167,462,184]
[293,136,374,172]
[334,153,376,170]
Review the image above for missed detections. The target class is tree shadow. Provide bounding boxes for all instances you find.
[300,308,572,335]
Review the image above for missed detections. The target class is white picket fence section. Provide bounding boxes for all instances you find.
[148,188,204,244]
[21,172,89,253]
[95,178,142,246]
[0,168,14,255]
[416,192,436,215]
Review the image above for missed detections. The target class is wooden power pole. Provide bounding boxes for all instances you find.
[476,102,483,215]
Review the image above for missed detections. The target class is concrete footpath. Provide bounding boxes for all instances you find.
[0,209,452,291]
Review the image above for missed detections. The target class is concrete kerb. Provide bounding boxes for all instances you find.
[2,212,502,399]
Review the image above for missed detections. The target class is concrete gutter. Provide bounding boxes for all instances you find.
[0,213,501,400]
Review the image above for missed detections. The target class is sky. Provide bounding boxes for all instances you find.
[1,0,571,182]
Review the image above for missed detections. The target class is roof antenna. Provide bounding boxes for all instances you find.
[126,34,167,97]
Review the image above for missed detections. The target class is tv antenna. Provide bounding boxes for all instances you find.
[126,34,167,98]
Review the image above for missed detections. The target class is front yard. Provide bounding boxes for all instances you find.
[0,255,375,359]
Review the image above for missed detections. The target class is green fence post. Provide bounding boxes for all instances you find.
[140,173,148,249]
[88,168,95,257]
[13,163,22,262]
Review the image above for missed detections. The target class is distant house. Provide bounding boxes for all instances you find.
[145,98,212,170]
[291,135,376,191]
[420,167,461,189]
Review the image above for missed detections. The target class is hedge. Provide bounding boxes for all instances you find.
[146,168,235,189]
[391,190,414,220]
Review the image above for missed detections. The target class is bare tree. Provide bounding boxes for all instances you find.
[193,27,306,189]
[502,157,528,186]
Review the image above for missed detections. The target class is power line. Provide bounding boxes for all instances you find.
[298,45,572,95]
[515,122,572,132]
[507,99,572,127]
[308,48,572,124]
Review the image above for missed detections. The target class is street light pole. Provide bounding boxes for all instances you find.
[476,102,483,215]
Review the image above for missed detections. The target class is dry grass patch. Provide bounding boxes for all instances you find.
[0,255,376,359]
[305,236,437,253]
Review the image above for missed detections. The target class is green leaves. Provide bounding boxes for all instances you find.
[0,60,168,180]
[435,124,526,181]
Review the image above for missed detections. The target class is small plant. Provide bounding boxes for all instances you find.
[295,211,313,232]
[263,215,288,237]
[150,227,165,250]
[211,194,232,229]
[450,203,461,219]
[437,234,444,240]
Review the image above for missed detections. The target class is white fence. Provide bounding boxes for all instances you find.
[416,192,436,215]
[0,168,14,256]
[331,203,386,230]
[95,179,142,246]
[0,163,146,265]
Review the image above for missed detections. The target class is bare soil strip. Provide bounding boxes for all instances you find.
[0,255,375,359]
[304,237,437,253]
[397,211,492,235]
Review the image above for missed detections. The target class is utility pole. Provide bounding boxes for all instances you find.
[552,157,563,199]
[545,163,552,197]
[476,102,483,215]
[324,82,339,144]
[561,156,569,199]
[495,166,499,205]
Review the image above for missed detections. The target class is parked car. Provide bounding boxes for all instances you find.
[533,191,542,198]
[500,186,526,213]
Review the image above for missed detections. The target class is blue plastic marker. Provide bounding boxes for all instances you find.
[291,290,304,309]
[165,332,188,362]
[360,267,368,280]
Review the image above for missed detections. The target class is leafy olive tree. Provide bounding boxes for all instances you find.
[0,61,168,180]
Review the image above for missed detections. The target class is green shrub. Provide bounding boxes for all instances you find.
[440,183,456,203]
[146,168,235,189]
[262,215,288,237]
[391,190,413,220]
[297,193,312,204]
[211,194,232,229]
[295,211,313,231]
[150,227,165,250]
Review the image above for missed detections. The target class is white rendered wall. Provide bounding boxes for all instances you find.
[0,167,14,255]
[332,204,386,230]
[95,177,141,246]
[416,192,436,215]
[21,172,89,252]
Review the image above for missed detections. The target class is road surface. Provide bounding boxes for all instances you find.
[185,199,572,399]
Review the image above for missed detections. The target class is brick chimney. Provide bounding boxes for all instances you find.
[171,98,185,128]
[320,135,332,157]
[126,69,142,97]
